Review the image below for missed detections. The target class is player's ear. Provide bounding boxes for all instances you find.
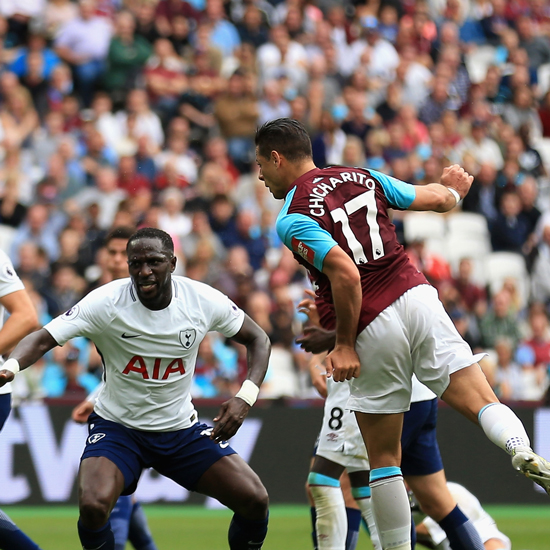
[170,255,177,272]
[271,151,281,167]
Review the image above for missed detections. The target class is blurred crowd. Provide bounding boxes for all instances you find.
[2,0,550,404]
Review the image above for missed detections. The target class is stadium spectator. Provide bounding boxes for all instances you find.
[479,289,522,350]
[54,0,112,107]
[103,11,152,104]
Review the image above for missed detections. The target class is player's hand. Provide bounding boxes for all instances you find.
[297,289,320,326]
[325,345,360,382]
[211,397,250,443]
[72,400,94,424]
[309,361,328,398]
[296,326,336,354]
[440,164,474,200]
[0,370,14,387]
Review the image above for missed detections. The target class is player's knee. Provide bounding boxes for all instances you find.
[237,482,269,521]
[79,493,113,528]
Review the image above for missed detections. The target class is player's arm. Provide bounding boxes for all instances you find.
[0,328,59,387]
[0,289,40,356]
[408,164,473,213]
[211,314,270,443]
[321,246,362,382]
[296,289,336,353]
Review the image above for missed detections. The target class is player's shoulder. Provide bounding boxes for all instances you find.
[172,276,225,302]
[85,278,135,307]
[0,249,22,287]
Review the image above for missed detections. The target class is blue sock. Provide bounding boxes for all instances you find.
[77,519,115,550]
[109,496,132,550]
[128,502,158,550]
[310,507,318,549]
[410,512,416,549]
[228,512,269,549]
[438,505,484,550]
[345,507,361,550]
[0,509,42,550]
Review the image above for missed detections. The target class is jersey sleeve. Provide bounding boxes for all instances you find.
[205,287,245,338]
[0,252,24,299]
[44,288,113,345]
[369,169,417,210]
[277,213,338,272]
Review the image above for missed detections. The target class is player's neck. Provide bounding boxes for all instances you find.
[287,159,318,184]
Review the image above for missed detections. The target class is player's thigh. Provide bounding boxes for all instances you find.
[79,456,125,511]
[349,304,414,414]
[407,285,485,399]
[355,411,403,468]
[195,454,268,519]
[405,470,455,522]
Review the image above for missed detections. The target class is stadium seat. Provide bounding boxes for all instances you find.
[538,63,550,96]
[446,212,490,240]
[403,212,446,244]
[484,252,529,307]
[464,45,497,84]
[444,235,490,285]
[0,225,17,253]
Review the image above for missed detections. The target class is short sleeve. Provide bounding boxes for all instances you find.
[0,252,24,299]
[369,169,417,210]
[44,289,112,345]
[207,289,245,338]
[277,213,338,272]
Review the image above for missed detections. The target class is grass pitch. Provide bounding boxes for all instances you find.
[4,504,550,549]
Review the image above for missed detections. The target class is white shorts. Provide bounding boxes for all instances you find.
[317,379,370,472]
[348,285,485,414]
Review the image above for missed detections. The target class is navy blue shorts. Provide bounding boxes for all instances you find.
[82,413,237,495]
[401,398,443,476]
[0,393,11,431]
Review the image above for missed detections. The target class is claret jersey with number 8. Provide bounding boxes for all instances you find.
[276,166,429,334]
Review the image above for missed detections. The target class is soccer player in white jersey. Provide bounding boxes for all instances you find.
[415,483,511,550]
[0,249,41,550]
[0,228,271,550]
[72,226,158,550]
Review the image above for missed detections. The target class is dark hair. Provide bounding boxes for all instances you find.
[127,227,174,256]
[255,118,312,162]
[105,226,135,245]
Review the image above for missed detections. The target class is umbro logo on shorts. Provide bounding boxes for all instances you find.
[88,433,106,444]
[121,333,141,339]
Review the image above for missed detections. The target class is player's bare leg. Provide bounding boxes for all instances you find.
[442,364,550,495]
[349,470,381,550]
[78,457,125,550]
[355,412,411,550]
[196,454,269,549]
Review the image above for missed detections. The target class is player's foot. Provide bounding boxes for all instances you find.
[511,448,550,495]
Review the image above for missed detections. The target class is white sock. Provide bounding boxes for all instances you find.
[478,403,531,455]
[370,468,411,550]
[309,484,347,550]
[353,490,382,550]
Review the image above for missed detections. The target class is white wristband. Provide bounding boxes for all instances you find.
[235,380,260,406]
[448,187,461,205]
[3,358,20,375]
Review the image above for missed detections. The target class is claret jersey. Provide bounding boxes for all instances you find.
[276,166,428,334]
[45,276,245,431]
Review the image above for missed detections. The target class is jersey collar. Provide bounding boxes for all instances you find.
[285,167,322,198]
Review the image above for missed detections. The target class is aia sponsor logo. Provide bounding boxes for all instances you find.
[122,355,186,379]
[291,237,315,264]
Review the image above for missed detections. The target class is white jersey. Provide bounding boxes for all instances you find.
[421,482,511,550]
[0,250,25,395]
[45,276,245,431]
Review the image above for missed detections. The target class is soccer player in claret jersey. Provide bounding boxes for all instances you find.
[255,118,550,550]
[0,228,271,550]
